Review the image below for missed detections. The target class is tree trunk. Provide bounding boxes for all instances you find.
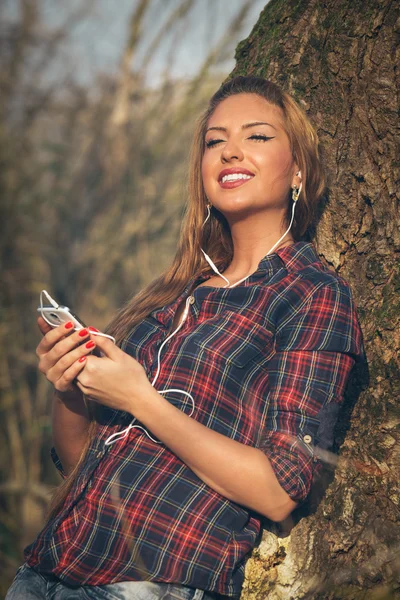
[231,0,400,598]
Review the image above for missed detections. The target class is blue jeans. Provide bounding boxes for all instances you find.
[5,563,224,600]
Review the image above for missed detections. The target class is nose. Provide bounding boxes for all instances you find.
[221,138,244,163]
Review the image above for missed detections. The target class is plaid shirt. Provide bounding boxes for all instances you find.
[24,241,366,598]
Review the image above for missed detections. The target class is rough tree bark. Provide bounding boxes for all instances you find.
[231,1,400,598]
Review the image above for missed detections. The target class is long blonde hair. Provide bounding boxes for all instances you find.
[45,75,326,522]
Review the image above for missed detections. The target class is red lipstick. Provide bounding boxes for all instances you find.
[218,167,255,189]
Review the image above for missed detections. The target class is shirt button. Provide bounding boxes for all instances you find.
[303,434,312,444]
[188,296,195,304]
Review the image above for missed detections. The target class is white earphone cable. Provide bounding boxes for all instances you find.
[104,174,302,446]
[201,176,302,289]
[104,295,195,446]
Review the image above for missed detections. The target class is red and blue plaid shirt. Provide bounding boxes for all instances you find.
[24,241,366,598]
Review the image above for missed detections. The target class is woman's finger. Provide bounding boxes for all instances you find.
[37,316,53,336]
[36,320,77,357]
[46,336,97,386]
[89,332,119,360]
[46,328,91,365]
[54,355,89,392]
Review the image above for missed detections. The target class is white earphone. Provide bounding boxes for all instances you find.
[104,168,303,446]
[201,170,302,288]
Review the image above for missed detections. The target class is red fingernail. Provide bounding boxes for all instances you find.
[88,326,99,332]
[85,341,95,349]
[65,322,74,329]
[79,356,87,362]
[78,329,89,337]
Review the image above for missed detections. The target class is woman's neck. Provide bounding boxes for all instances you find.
[221,236,295,281]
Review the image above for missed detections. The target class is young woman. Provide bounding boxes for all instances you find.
[7,76,366,600]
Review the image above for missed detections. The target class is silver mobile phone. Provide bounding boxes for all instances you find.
[37,304,87,329]
[37,290,103,356]
[37,290,86,329]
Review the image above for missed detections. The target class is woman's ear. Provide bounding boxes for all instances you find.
[292,168,302,188]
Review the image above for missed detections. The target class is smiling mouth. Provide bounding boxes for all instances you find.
[219,173,254,189]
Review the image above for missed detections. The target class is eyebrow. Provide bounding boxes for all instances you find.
[205,121,277,134]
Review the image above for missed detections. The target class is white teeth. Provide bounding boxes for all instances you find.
[221,173,252,183]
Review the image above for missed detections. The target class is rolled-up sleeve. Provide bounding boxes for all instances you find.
[259,280,367,504]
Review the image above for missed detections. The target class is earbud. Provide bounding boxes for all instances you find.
[292,170,302,202]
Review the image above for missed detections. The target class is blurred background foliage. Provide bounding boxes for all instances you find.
[0,0,267,592]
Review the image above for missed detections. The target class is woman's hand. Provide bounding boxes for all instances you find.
[36,316,97,396]
[73,335,151,415]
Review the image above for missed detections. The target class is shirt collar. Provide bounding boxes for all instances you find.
[150,241,321,327]
[193,240,321,286]
[256,240,321,274]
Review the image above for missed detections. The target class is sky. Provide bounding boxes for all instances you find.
[16,0,269,87]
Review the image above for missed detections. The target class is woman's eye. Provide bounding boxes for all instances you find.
[249,134,274,142]
[205,134,274,148]
[205,138,225,148]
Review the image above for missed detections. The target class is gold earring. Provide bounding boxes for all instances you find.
[292,185,300,202]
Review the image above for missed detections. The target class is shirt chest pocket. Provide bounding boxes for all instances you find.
[190,310,275,369]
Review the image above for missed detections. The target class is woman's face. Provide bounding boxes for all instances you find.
[201,93,297,217]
